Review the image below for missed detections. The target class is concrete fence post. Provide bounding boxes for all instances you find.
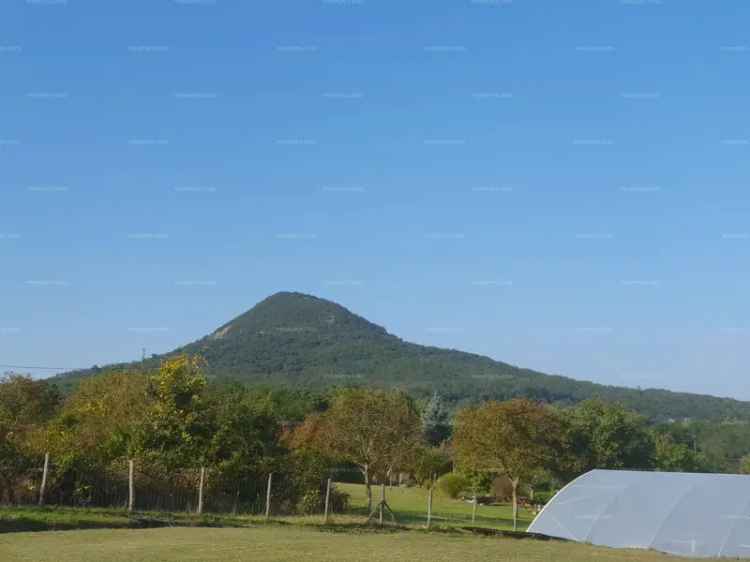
[197,466,206,515]
[265,473,273,521]
[324,477,332,523]
[128,459,135,512]
[38,452,49,506]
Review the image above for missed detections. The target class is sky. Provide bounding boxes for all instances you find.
[2,0,749,399]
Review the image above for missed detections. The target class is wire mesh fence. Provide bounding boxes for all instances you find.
[1,454,351,518]
[1,456,530,531]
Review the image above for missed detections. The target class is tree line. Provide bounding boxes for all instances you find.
[1,355,747,523]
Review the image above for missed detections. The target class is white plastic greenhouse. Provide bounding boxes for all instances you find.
[528,469,750,559]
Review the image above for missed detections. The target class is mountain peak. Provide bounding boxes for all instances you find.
[206,291,388,342]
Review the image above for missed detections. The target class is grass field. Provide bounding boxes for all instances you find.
[0,484,713,561]
[0,487,717,562]
[0,526,702,562]
[338,482,535,531]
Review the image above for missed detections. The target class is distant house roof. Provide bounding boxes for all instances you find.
[528,469,750,559]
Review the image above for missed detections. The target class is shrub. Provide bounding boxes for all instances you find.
[437,473,469,499]
[533,489,558,505]
[297,487,350,515]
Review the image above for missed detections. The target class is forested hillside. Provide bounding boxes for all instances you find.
[55,292,750,422]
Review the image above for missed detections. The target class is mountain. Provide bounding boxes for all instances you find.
[54,291,750,422]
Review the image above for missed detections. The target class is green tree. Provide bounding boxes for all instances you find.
[561,400,655,478]
[0,375,61,425]
[412,446,451,486]
[203,386,287,512]
[38,372,150,505]
[653,433,705,473]
[47,371,149,459]
[693,421,750,473]
[132,356,210,470]
[740,454,750,475]
[0,375,61,503]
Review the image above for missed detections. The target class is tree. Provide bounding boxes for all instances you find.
[421,392,451,446]
[306,388,422,513]
[653,433,705,473]
[690,421,750,473]
[0,374,61,426]
[285,412,344,514]
[412,446,451,486]
[48,371,149,458]
[204,386,286,512]
[36,372,150,506]
[453,399,562,530]
[132,356,210,470]
[561,400,655,478]
[0,409,28,503]
[0,375,61,503]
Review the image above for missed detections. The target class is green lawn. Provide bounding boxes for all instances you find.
[0,526,703,562]
[337,483,534,531]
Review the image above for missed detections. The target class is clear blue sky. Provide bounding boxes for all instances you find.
[2,1,749,399]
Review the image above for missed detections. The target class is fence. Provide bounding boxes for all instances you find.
[1,452,349,520]
[1,455,533,530]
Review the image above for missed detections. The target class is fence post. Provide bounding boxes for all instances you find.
[197,466,205,515]
[472,494,477,523]
[265,473,273,521]
[128,459,135,512]
[324,477,332,524]
[38,452,49,506]
[426,474,434,529]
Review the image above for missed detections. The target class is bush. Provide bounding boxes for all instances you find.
[533,489,558,505]
[297,486,350,515]
[437,473,469,499]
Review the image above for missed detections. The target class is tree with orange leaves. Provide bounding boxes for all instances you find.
[453,399,562,530]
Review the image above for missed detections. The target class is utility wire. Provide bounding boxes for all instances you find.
[0,364,79,371]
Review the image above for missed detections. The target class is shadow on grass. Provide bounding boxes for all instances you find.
[0,516,131,534]
[311,519,556,545]
[0,507,254,534]
[346,505,526,530]
[1,505,537,541]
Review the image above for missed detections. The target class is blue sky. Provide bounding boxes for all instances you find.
[2,0,749,399]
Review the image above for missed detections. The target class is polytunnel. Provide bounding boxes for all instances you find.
[527,469,750,559]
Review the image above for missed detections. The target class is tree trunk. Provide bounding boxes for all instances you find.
[362,466,372,513]
[511,478,519,531]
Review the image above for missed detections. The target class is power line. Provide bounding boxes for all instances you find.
[0,364,79,371]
